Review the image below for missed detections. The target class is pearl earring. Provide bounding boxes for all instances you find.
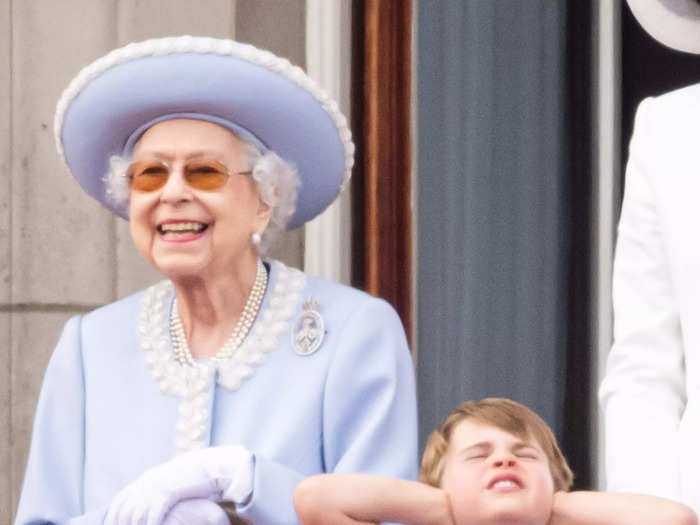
[252,232,261,246]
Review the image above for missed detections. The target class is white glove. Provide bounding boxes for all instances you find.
[161,498,231,525]
[104,445,254,525]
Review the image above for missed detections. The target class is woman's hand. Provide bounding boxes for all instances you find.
[162,499,231,525]
[104,445,253,525]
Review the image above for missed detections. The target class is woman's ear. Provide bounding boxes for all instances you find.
[254,195,273,234]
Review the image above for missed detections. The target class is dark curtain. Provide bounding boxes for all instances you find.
[416,0,593,488]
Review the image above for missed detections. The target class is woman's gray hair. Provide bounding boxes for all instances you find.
[104,136,300,256]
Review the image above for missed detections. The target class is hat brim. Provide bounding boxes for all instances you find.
[627,0,700,54]
[56,38,352,229]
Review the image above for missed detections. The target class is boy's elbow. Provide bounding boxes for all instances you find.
[671,505,698,525]
[294,475,328,525]
[681,508,698,525]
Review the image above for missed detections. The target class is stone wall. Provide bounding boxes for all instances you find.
[0,1,305,521]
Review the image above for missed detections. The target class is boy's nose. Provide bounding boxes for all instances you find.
[492,452,517,468]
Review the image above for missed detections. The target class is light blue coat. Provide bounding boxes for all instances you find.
[15,261,418,524]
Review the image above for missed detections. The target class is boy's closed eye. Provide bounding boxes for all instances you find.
[460,442,543,462]
[513,445,542,460]
[516,452,539,460]
[460,444,491,461]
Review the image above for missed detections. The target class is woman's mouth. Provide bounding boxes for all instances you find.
[156,221,209,242]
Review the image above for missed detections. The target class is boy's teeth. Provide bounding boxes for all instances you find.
[494,480,518,488]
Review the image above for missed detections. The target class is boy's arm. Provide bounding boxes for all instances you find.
[549,491,697,525]
[294,474,455,525]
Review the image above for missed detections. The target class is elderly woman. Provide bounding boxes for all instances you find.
[14,36,417,525]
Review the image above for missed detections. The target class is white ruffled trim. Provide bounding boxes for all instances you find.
[138,260,306,453]
[54,35,354,194]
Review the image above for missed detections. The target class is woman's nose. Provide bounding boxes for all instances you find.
[159,169,192,203]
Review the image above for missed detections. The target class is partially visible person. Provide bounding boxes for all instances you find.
[294,398,697,525]
[599,0,700,514]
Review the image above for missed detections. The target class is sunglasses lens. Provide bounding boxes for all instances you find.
[126,159,233,192]
[127,161,169,191]
[185,160,229,190]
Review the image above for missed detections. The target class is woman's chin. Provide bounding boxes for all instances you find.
[151,255,211,281]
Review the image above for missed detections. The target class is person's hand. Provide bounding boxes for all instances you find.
[104,445,253,525]
[162,498,231,525]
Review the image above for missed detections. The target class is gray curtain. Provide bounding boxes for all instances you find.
[417,1,569,446]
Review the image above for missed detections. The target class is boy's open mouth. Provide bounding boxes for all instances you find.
[487,474,523,490]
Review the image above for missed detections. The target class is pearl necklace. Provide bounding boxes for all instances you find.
[170,259,268,366]
[139,261,306,453]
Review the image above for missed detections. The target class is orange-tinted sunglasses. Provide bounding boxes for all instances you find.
[126,159,252,192]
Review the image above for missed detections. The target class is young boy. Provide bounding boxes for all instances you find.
[294,398,697,525]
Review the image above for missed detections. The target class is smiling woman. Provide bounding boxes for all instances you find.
[128,120,272,291]
[13,36,418,525]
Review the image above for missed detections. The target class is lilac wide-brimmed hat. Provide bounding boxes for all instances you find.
[54,36,354,229]
[627,0,700,54]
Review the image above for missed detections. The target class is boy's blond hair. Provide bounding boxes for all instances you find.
[420,398,573,492]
